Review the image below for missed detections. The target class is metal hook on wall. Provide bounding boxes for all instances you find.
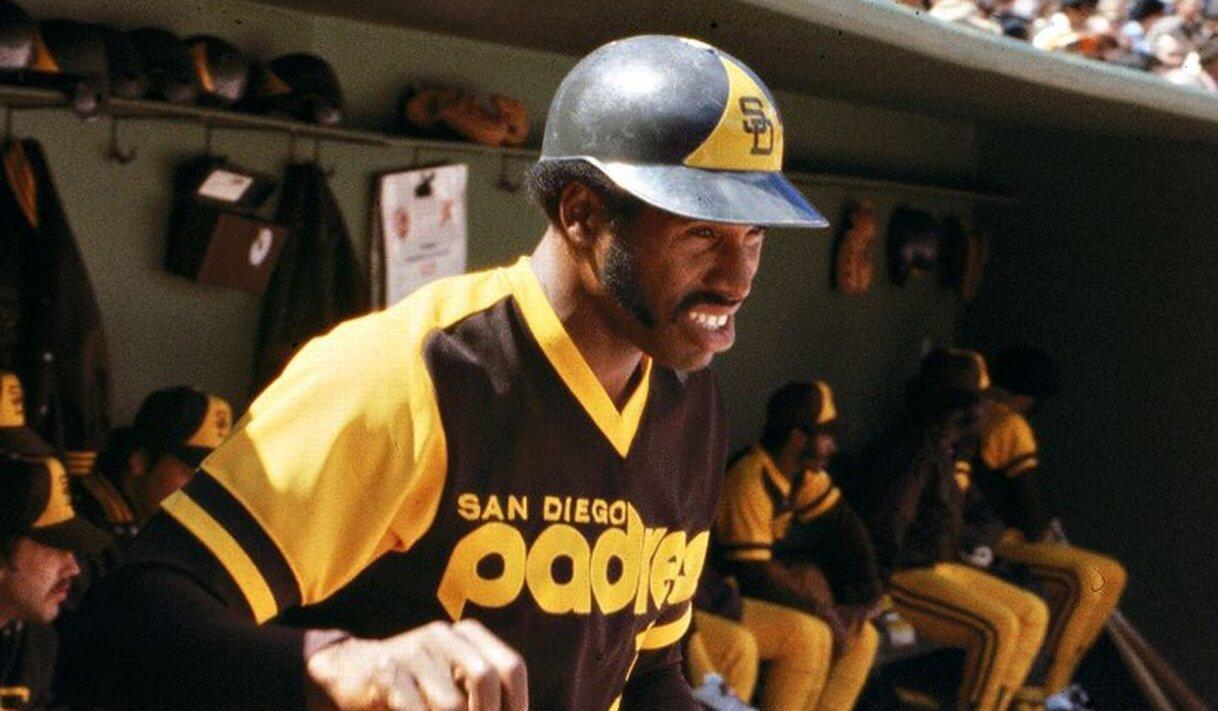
[496,153,522,193]
[106,116,137,165]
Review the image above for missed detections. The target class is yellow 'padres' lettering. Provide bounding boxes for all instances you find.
[437,504,709,620]
[437,522,526,619]
[526,524,591,614]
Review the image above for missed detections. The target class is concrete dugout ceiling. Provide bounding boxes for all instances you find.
[251,0,1218,143]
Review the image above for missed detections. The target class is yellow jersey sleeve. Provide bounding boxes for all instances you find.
[982,409,1039,477]
[793,470,841,523]
[163,312,429,619]
[715,454,775,562]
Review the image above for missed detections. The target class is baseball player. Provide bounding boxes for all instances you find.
[64,35,827,710]
[0,374,110,710]
[712,381,882,711]
[73,386,233,542]
[972,346,1126,698]
[871,363,1049,711]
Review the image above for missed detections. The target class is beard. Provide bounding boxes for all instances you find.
[600,231,657,329]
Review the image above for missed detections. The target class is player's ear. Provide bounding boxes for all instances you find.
[556,181,612,254]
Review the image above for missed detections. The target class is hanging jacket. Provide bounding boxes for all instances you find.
[252,161,368,393]
[0,139,112,474]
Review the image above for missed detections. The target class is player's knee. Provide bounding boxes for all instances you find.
[786,611,833,660]
[1023,592,1050,635]
[990,606,1023,649]
[733,625,760,668]
[853,621,880,659]
[1093,557,1127,597]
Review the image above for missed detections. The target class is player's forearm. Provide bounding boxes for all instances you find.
[822,505,884,604]
[1009,471,1051,539]
[727,560,833,615]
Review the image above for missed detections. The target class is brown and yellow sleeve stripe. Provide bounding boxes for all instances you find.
[795,485,841,523]
[955,460,973,492]
[1002,452,1039,478]
[65,450,99,477]
[720,541,773,562]
[162,472,302,623]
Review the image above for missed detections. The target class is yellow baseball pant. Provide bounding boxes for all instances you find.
[997,532,1126,693]
[694,599,878,711]
[889,563,1049,711]
[691,611,760,702]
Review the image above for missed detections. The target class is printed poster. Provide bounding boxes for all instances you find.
[378,164,468,307]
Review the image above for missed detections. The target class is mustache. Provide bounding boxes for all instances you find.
[675,291,740,315]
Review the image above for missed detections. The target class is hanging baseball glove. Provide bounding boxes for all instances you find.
[399,86,529,147]
[832,199,877,295]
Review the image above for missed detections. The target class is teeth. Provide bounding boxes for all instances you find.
[688,312,729,330]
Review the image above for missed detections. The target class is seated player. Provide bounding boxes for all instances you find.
[1,420,110,708]
[74,386,232,538]
[715,381,881,711]
[972,346,1127,698]
[871,366,1048,711]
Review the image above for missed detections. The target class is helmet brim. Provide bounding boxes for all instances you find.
[586,159,828,229]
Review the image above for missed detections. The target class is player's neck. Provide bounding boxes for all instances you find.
[530,237,645,409]
[774,442,803,480]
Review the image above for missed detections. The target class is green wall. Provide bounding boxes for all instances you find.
[966,128,1218,703]
[17,0,979,446]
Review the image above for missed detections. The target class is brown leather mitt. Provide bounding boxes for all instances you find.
[400,87,529,147]
[832,199,877,295]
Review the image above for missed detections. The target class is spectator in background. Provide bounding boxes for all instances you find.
[1121,0,1169,54]
[1033,0,1114,56]
[1149,0,1207,44]
[931,0,1005,33]
[1167,34,1218,87]
[1149,27,1192,72]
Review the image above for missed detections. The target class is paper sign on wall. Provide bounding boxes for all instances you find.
[378,165,468,307]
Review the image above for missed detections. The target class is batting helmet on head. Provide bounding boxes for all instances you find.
[539,35,824,228]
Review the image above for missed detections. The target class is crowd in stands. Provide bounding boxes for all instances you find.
[901,0,1218,90]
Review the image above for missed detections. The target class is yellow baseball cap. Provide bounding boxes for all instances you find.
[133,387,232,468]
[0,372,56,457]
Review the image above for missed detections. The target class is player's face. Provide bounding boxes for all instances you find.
[0,538,79,624]
[942,404,982,454]
[800,430,838,472]
[144,454,197,514]
[599,207,764,371]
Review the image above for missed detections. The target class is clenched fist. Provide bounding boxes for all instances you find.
[306,619,527,711]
